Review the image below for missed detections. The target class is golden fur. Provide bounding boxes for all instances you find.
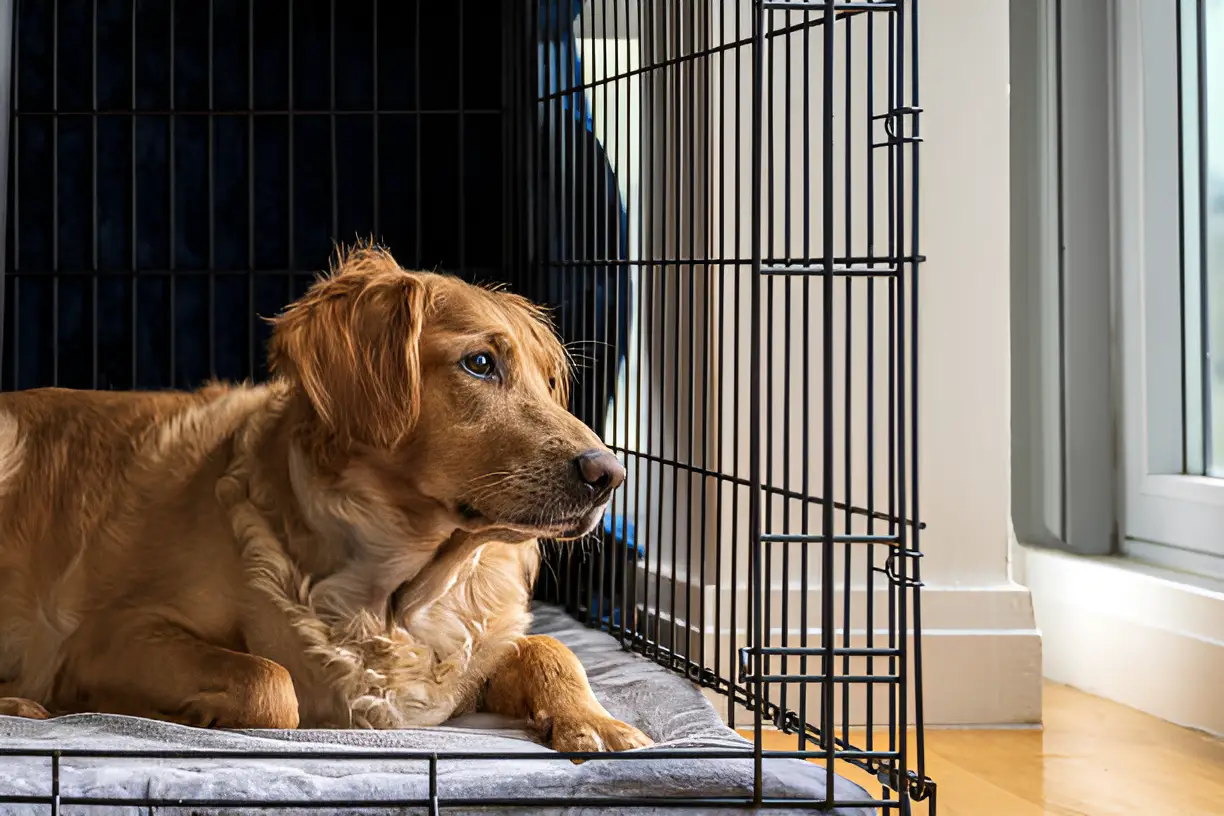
[0,246,650,752]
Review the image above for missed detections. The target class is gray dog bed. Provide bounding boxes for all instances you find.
[0,604,877,814]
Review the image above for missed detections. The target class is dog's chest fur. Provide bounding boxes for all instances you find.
[217,400,540,729]
[239,520,537,729]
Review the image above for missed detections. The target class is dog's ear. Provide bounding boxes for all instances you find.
[268,253,428,449]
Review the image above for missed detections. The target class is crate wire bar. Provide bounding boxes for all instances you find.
[0,0,934,811]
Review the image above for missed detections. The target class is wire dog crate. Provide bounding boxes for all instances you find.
[0,0,933,812]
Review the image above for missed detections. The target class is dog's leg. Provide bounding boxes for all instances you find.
[482,634,652,755]
[56,617,299,729]
[0,697,50,719]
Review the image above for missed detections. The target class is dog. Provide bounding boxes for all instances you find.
[0,245,652,753]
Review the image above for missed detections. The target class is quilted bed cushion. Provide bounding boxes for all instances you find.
[0,603,876,815]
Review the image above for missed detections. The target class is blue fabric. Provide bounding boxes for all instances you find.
[603,513,643,560]
[539,0,593,132]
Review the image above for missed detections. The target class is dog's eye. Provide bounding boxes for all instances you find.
[461,352,497,380]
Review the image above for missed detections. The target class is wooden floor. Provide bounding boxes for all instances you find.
[739,682,1224,815]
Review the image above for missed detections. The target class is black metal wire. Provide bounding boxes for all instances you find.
[646,0,662,658]
[895,0,910,797]
[563,0,578,617]
[91,0,99,388]
[865,3,878,766]
[542,9,883,103]
[841,9,855,757]
[629,0,647,650]
[286,0,295,307]
[729,0,744,734]
[51,0,58,387]
[608,0,623,643]
[713,0,728,706]
[128,0,137,387]
[246,0,256,380]
[749,0,766,800]
[762,0,776,729]
[8,0,17,391]
[781,0,796,739]
[799,0,812,756]
[0,0,932,809]
[683,0,698,677]
[697,0,712,681]
[667,0,682,672]
[457,0,466,276]
[0,1,10,383]
[820,0,837,800]
[908,0,929,795]
[207,0,216,379]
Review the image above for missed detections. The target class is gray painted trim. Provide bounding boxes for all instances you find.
[1010,0,1116,555]
[1058,0,1116,555]
[1010,0,1064,549]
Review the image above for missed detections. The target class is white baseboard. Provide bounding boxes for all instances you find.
[630,574,1042,728]
[1020,545,1224,737]
[700,622,1043,730]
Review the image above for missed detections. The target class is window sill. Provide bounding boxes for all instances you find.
[1122,537,1224,582]
[1017,543,1224,737]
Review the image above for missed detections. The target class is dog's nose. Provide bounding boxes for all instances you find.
[575,449,626,498]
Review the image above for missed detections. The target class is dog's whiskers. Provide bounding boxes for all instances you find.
[467,463,537,495]
[466,471,513,487]
[564,340,614,353]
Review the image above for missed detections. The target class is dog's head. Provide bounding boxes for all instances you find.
[268,245,623,542]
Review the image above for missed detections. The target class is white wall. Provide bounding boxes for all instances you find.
[917,0,1015,585]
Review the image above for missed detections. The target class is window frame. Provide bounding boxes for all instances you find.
[1116,0,1224,576]
[1011,0,1224,576]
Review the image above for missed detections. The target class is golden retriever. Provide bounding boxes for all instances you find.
[0,245,652,753]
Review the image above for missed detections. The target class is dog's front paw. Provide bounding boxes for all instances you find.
[540,709,653,759]
[0,697,51,719]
